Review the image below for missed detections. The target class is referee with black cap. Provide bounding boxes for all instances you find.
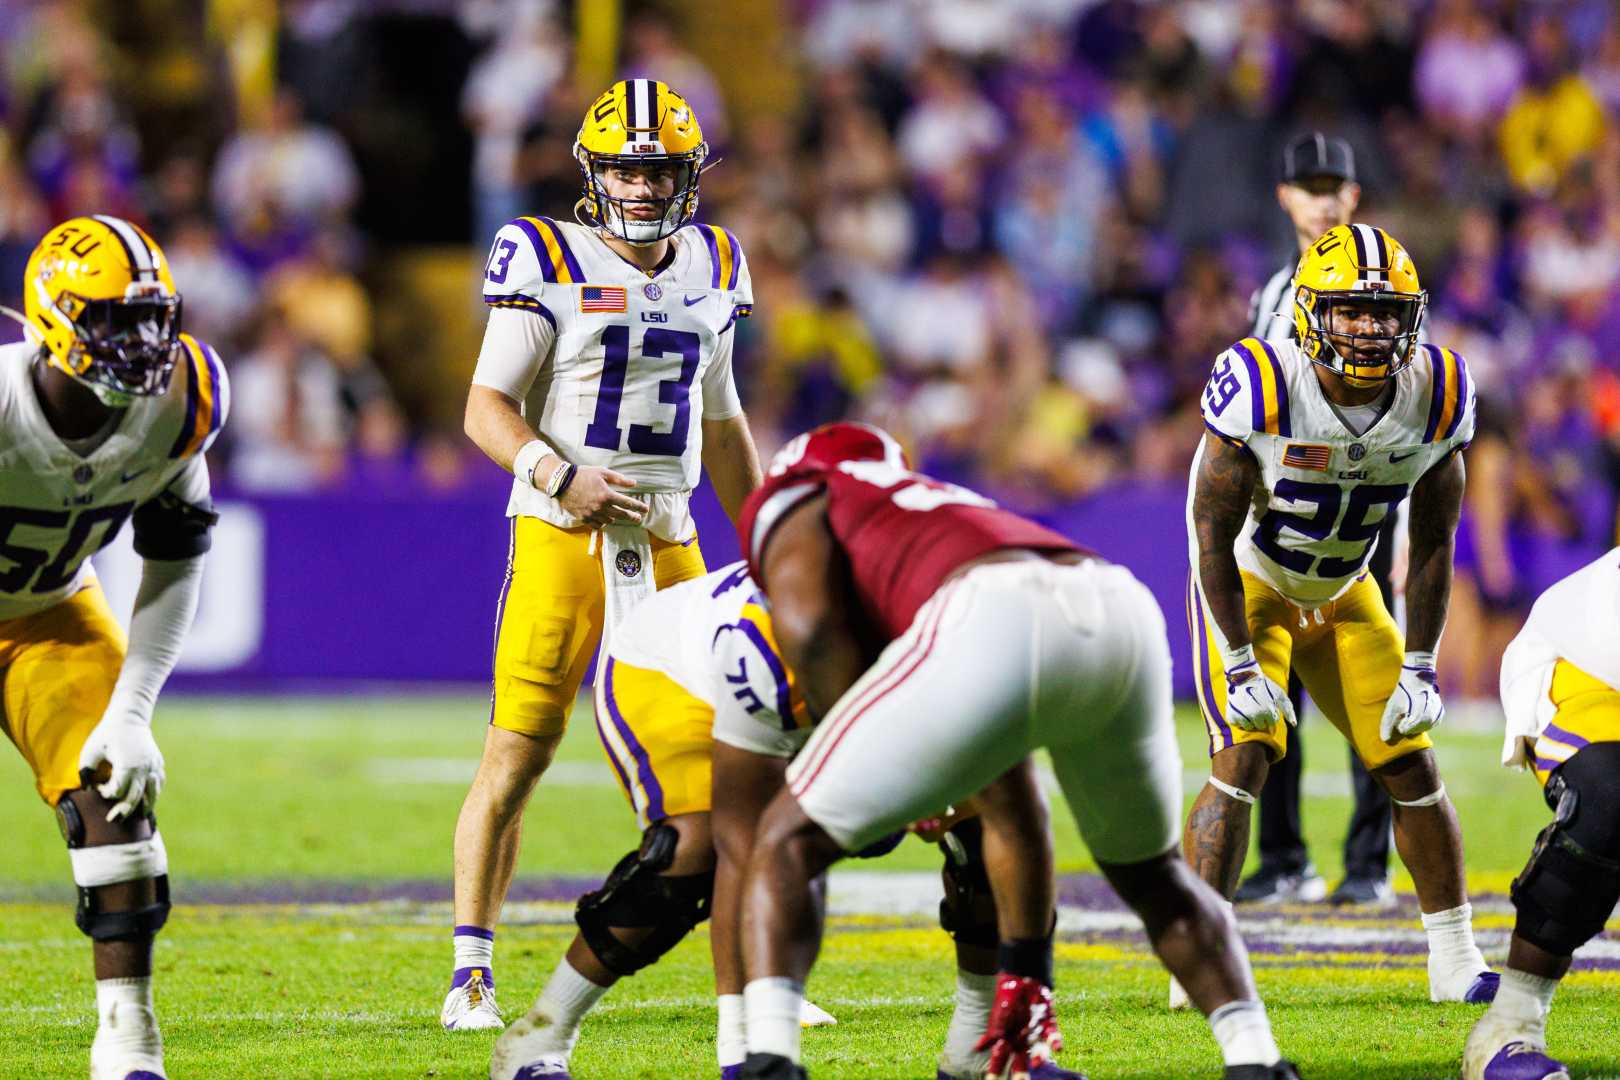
[1236,131,1411,907]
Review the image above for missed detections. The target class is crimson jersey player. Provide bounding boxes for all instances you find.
[729,424,1301,1080]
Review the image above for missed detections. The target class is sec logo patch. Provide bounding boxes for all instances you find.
[615,550,643,578]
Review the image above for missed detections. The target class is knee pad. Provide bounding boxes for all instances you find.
[575,822,714,978]
[938,818,998,950]
[57,796,172,942]
[1510,747,1620,957]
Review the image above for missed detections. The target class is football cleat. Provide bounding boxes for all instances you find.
[1464,1010,1568,1080]
[1430,962,1500,1004]
[508,1065,572,1080]
[799,999,837,1027]
[1235,863,1327,904]
[1326,874,1393,907]
[721,1066,743,1080]
[1224,1062,1303,1079]
[939,1064,1088,1080]
[443,970,505,1030]
[89,999,165,1080]
[738,1052,808,1079]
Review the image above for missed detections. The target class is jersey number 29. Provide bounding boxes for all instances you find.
[584,325,702,456]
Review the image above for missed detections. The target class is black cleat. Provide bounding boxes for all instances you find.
[1235,862,1326,904]
[739,1053,808,1080]
[1224,1061,1302,1079]
[1326,874,1393,907]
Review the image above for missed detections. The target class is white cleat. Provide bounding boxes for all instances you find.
[1430,952,1500,1004]
[800,999,838,1027]
[1464,1010,1566,1080]
[490,1002,577,1080]
[90,998,165,1080]
[443,971,505,1031]
[1168,974,1191,1010]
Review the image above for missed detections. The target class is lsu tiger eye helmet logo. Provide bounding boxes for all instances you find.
[20,215,182,405]
[574,78,708,245]
[1292,223,1426,386]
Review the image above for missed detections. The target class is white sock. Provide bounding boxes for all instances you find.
[1422,903,1486,969]
[941,970,995,1072]
[717,994,747,1069]
[93,977,162,1060]
[1487,968,1559,1032]
[1209,1000,1281,1067]
[744,976,805,1062]
[452,925,496,987]
[528,958,610,1052]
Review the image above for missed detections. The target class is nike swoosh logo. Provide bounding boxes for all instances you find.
[1389,450,1419,463]
[120,467,151,484]
[684,294,706,306]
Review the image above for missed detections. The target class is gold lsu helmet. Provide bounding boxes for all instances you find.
[574,78,708,245]
[1292,223,1426,384]
[22,215,182,404]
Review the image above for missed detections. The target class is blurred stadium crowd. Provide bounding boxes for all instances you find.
[2,0,1619,704]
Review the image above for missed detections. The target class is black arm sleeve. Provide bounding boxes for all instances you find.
[131,489,219,560]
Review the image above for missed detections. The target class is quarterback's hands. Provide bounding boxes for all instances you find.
[558,466,648,527]
[1222,645,1296,732]
[974,975,1063,1079]
[1380,651,1444,742]
[77,715,165,822]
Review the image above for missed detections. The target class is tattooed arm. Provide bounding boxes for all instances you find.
[1404,451,1465,653]
[1192,432,1261,650]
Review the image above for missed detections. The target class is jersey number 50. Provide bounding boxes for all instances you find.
[584,325,702,456]
[1252,480,1406,579]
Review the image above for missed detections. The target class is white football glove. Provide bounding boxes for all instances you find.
[1380,651,1444,742]
[1222,645,1297,732]
[77,713,165,822]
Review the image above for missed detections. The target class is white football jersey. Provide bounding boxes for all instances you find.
[611,560,810,759]
[0,336,226,620]
[1499,546,1620,765]
[476,216,750,540]
[1187,336,1475,607]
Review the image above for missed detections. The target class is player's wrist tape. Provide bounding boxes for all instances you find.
[1221,644,1258,676]
[1209,777,1257,804]
[1402,650,1438,671]
[513,440,552,490]
[550,463,579,499]
[997,936,1054,987]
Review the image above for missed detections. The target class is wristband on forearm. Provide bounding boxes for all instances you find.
[1220,643,1257,676]
[1403,650,1437,671]
[513,439,552,490]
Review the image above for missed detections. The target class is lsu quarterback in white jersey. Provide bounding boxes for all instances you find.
[0,215,226,1080]
[1180,224,1497,1009]
[1463,548,1620,1080]
[444,77,764,1036]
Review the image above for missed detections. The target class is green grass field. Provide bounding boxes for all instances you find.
[2,694,1618,1079]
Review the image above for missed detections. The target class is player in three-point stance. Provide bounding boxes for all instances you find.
[445,77,763,1033]
[1463,547,1620,1080]
[1,216,228,1080]
[732,423,1300,1080]
[1180,224,1496,1010]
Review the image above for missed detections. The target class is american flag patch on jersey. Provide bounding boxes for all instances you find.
[1282,443,1332,471]
[578,285,628,313]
